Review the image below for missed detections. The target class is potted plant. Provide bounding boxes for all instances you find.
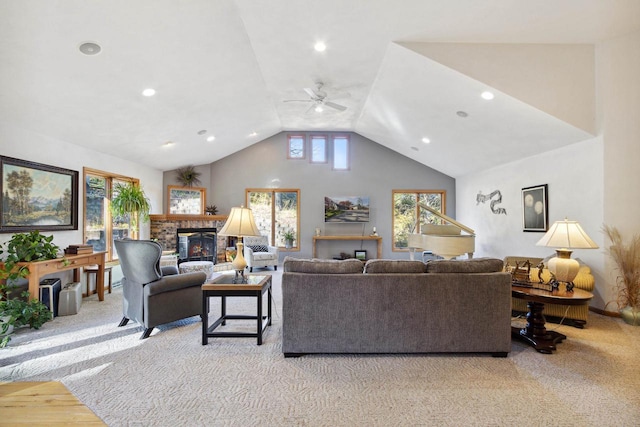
[283,230,296,249]
[0,231,58,347]
[110,182,151,239]
[603,225,640,325]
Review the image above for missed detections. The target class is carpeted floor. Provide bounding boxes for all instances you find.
[1,270,639,426]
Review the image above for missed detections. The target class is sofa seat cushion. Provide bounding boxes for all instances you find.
[426,257,504,273]
[364,259,427,274]
[283,257,364,274]
[253,252,276,261]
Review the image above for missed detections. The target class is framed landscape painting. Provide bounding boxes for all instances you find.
[0,156,79,232]
[522,184,548,232]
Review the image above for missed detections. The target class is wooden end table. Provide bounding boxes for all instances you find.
[511,285,593,354]
[201,273,272,345]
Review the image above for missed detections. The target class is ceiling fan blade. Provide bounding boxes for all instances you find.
[303,87,319,99]
[324,101,347,111]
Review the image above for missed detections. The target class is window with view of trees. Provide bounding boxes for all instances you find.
[392,190,446,250]
[84,168,138,261]
[287,135,305,159]
[246,188,300,249]
[310,135,327,163]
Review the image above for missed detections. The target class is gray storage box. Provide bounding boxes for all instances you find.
[58,282,82,316]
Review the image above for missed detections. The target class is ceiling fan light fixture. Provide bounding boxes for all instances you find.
[315,105,324,113]
[314,42,326,52]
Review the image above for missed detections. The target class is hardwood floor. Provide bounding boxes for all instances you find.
[0,381,105,426]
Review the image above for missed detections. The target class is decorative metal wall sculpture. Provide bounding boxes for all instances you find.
[476,190,506,215]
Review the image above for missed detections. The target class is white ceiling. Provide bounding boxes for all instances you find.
[1,0,638,177]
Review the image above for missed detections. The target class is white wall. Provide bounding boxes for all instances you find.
[0,122,164,250]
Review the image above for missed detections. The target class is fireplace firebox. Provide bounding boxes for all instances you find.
[176,228,217,264]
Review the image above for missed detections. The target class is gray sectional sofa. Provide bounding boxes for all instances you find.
[282,257,512,357]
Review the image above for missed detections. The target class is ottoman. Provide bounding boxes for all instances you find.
[179,261,215,280]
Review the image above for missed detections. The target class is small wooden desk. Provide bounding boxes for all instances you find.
[3,252,107,302]
[312,235,382,259]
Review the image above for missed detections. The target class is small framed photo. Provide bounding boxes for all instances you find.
[522,184,548,232]
[354,250,367,261]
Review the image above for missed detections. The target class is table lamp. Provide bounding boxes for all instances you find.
[218,206,261,283]
[536,218,598,291]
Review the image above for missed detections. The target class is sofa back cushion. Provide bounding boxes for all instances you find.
[363,259,427,274]
[425,257,504,273]
[283,257,364,274]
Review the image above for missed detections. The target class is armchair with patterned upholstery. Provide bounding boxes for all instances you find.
[503,255,595,328]
[115,239,207,339]
[243,235,279,272]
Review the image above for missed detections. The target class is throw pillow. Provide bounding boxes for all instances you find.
[248,244,269,252]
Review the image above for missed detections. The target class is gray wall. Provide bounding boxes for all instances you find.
[165,131,455,260]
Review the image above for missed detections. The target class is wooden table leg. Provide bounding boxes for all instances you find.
[512,301,566,354]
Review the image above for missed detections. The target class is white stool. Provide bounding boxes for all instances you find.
[179,261,214,280]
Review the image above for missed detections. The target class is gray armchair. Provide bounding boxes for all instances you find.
[115,239,206,339]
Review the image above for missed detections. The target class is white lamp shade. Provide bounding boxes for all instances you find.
[536,219,598,249]
[218,206,261,238]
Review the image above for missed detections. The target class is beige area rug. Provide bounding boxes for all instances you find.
[1,270,639,426]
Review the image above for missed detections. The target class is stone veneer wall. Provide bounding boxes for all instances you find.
[149,215,229,262]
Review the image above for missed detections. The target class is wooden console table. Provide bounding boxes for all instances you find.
[2,252,107,302]
[312,235,382,259]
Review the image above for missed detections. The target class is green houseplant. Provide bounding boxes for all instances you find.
[110,182,151,239]
[603,225,640,325]
[0,231,58,347]
[283,230,296,249]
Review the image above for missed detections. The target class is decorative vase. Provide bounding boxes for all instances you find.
[620,306,640,326]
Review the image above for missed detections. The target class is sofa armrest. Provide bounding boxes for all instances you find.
[267,245,279,256]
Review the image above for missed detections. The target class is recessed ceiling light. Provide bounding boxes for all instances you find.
[142,88,156,97]
[79,42,101,55]
[206,135,215,142]
[249,132,258,137]
[162,141,174,147]
[456,111,469,118]
[421,137,431,144]
[314,42,326,52]
[481,91,495,100]
[197,129,207,135]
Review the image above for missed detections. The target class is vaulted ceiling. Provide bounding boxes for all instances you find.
[1,1,638,177]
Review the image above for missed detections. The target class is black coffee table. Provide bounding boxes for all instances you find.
[201,273,272,345]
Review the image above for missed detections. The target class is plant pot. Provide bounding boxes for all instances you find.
[620,306,640,326]
[285,240,293,249]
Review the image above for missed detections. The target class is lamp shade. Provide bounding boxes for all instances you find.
[535,219,598,249]
[218,206,261,238]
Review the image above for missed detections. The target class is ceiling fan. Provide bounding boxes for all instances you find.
[283,82,347,113]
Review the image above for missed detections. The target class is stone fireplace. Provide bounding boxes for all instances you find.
[150,215,230,263]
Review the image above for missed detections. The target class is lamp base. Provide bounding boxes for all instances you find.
[547,249,579,292]
[231,242,247,284]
